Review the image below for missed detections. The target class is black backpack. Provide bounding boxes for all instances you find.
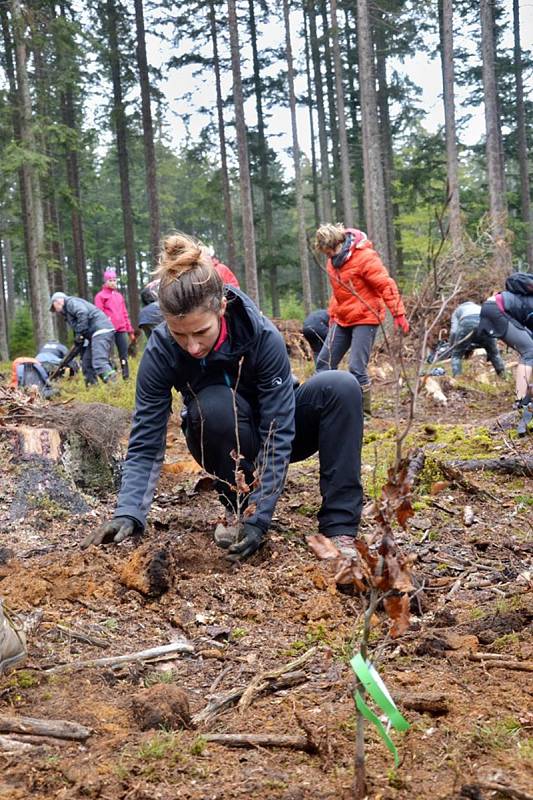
[505,272,533,295]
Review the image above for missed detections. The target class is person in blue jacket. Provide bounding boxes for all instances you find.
[83,232,364,565]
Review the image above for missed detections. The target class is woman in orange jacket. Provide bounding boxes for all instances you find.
[314,223,409,414]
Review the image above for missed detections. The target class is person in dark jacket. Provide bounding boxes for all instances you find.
[138,281,164,339]
[35,340,79,378]
[478,285,533,407]
[83,232,364,572]
[49,292,116,384]
[448,301,505,377]
[303,309,330,364]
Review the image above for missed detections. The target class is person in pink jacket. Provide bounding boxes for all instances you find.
[94,269,135,379]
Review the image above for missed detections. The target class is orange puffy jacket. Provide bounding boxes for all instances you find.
[327,231,405,327]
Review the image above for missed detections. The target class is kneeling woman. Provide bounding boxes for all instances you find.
[84,233,364,561]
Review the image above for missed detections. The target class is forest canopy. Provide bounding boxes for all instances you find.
[0,0,531,354]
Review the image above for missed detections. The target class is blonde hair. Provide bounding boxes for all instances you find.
[154,232,223,317]
[314,223,346,253]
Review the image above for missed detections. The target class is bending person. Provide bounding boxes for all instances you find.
[449,301,505,377]
[478,278,533,411]
[314,224,408,416]
[83,232,364,581]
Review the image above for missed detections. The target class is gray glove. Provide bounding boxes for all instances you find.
[227,523,265,561]
[81,516,138,549]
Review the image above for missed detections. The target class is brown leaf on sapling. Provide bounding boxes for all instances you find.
[383,594,410,637]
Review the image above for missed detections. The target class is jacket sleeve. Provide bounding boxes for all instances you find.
[120,294,134,333]
[94,292,105,312]
[114,339,174,528]
[361,250,405,318]
[67,298,91,338]
[244,325,295,533]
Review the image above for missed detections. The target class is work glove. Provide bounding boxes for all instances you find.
[394,315,409,334]
[81,516,139,549]
[75,334,86,345]
[226,523,265,561]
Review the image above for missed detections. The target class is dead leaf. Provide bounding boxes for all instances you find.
[162,459,202,475]
[430,481,451,495]
[383,594,410,637]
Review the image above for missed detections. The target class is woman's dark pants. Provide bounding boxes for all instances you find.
[183,371,364,538]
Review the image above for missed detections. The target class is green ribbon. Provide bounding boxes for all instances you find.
[350,653,409,767]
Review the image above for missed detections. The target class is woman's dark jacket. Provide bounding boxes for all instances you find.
[61,296,115,338]
[115,288,295,532]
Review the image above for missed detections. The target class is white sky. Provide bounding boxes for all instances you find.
[145,0,533,173]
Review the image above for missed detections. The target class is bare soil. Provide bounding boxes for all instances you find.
[0,352,532,800]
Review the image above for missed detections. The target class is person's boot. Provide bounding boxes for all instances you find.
[517,393,533,437]
[101,369,117,384]
[0,600,27,675]
[120,359,129,380]
[362,387,371,417]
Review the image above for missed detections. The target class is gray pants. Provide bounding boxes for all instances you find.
[316,322,378,388]
[82,331,115,383]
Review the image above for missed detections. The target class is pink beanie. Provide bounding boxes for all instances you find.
[104,268,117,282]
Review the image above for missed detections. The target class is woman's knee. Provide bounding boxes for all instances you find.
[309,369,362,402]
[186,386,235,434]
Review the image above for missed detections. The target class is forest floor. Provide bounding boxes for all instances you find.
[0,348,531,800]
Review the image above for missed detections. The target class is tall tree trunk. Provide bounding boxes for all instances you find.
[356,0,390,262]
[320,0,342,219]
[208,0,237,270]
[304,10,326,307]
[10,0,53,345]
[374,14,397,274]
[134,0,161,270]
[0,242,9,359]
[0,4,30,271]
[3,238,15,324]
[307,2,332,226]
[227,0,259,304]
[343,8,365,227]
[106,0,139,325]
[282,0,312,315]
[479,0,509,270]
[248,0,278,315]
[56,2,87,297]
[512,0,532,269]
[330,0,353,228]
[439,0,463,253]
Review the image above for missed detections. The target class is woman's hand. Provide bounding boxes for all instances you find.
[82,517,138,548]
[394,315,409,334]
[226,523,265,561]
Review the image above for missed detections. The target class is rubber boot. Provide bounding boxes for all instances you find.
[362,387,371,417]
[517,389,533,437]
[0,600,26,675]
[120,358,129,380]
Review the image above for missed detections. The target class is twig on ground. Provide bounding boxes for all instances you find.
[43,640,194,673]
[55,624,110,649]
[238,647,317,712]
[468,654,533,672]
[472,781,533,800]
[202,733,318,752]
[0,715,91,740]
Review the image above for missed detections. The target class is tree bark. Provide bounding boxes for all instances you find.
[3,238,15,325]
[282,0,312,315]
[512,0,532,269]
[479,0,510,271]
[330,0,353,228]
[320,0,342,219]
[208,0,237,271]
[134,0,161,271]
[0,242,9,359]
[105,0,140,325]
[343,8,365,228]
[356,0,390,263]
[307,1,332,226]
[439,0,463,253]
[227,0,259,304]
[248,0,278,315]
[10,0,53,345]
[374,13,397,274]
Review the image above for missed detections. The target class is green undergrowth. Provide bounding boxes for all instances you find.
[362,421,501,499]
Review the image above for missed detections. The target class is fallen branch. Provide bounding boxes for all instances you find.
[0,734,37,753]
[0,715,91,741]
[44,640,194,673]
[238,647,317,712]
[396,692,449,716]
[470,781,533,800]
[203,733,318,753]
[469,654,533,672]
[192,670,307,726]
[448,457,533,477]
[55,624,110,649]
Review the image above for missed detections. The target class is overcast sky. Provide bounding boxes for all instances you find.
[144,1,533,173]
